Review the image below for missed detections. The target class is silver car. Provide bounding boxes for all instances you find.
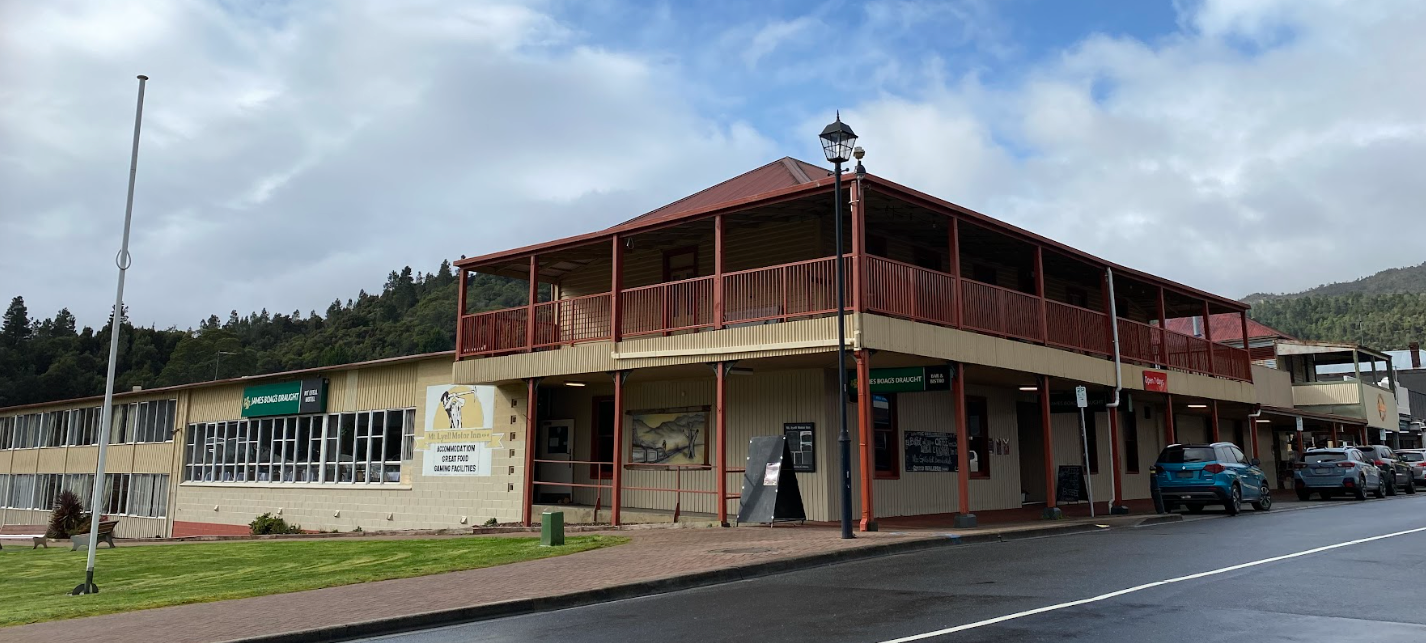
[1396,449,1426,484]
[1294,448,1384,501]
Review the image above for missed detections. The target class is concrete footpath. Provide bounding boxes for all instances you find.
[1,514,1179,643]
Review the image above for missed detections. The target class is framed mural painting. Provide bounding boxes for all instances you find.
[629,407,709,465]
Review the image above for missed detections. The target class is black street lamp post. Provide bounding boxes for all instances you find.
[820,113,857,540]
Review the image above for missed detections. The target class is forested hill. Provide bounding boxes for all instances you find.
[1245,261,1426,303]
[0,261,528,408]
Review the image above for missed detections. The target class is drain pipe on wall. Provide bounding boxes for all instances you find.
[1104,267,1129,515]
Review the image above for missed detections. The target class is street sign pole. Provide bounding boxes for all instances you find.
[1075,386,1094,518]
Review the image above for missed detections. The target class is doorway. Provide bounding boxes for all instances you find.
[1017,401,1045,504]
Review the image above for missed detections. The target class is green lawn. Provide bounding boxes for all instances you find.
[0,535,625,627]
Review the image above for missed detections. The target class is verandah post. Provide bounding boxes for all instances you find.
[952,361,975,527]
[611,370,627,526]
[1202,300,1216,376]
[526,255,538,352]
[1034,246,1047,343]
[950,217,961,328]
[522,377,539,527]
[715,361,728,527]
[1040,374,1060,519]
[714,215,725,330]
[855,349,876,531]
[456,268,468,356]
[1165,394,1176,444]
[611,235,623,343]
[1210,399,1221,442]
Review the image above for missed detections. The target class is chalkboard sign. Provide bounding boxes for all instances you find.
[904,431,955,472]
[737,436,806,524]
[1056,465,1089,503]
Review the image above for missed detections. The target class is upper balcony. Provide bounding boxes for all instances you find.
[453,157,1253,382]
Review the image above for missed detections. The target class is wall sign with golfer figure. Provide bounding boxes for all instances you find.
[420,385,501,477]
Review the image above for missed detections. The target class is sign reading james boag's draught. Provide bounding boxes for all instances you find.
[419,384,502,477]
[242,379,326,418]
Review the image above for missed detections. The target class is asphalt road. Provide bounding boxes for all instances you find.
[358,496,1426,643]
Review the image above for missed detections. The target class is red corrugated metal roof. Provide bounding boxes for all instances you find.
[1164,314,1292,342]
[616,157,829,228]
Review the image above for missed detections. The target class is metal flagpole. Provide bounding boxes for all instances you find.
[74,74,148,596]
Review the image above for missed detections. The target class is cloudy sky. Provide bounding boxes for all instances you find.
[3,0,1425,330]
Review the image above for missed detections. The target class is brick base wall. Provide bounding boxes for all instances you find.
[172,521,252,537]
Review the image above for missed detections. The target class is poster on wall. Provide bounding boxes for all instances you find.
[904,431,955,472]
[419,385,502,477]
[783,423,816,472]
[630,407,707,465]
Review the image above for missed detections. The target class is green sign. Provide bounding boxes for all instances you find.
[242,379,327,418]
[849,366,951,394]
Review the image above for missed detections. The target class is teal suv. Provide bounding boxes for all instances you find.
[1151,443,1272,516]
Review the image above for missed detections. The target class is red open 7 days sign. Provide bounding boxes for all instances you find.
[1143,370,1168,392]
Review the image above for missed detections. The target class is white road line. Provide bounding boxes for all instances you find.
[878,524,1426,643]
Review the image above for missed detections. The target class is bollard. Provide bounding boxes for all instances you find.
[541,511,564,547]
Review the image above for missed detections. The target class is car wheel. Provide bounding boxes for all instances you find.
[1408,479,1417,495]
[1387,474,1398,496]
[1356,478,1370,500]
[1225,485,1242,516]
[1297,489,1311,501]
[1186,503,1205,514]
[1252,485,1273,511]
[1374,476,1387,499]
[1163,501,1179,513]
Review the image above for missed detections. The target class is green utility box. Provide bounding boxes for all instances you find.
[540,511,564,547]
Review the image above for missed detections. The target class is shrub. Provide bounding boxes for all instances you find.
[46,491,91,539]
[249,513,303,535]
[482,517,499,527]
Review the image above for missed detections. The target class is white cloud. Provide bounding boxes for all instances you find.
[845,0,1426,298]
[0,0,775,328]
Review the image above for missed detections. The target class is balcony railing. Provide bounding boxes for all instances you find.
[621,276,714,337]
[456,253,1252,382]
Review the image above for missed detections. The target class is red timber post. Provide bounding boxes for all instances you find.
[1295,424,1305,454]
[1034,246,1047,343]
[611,370,627,526]
[1039,374,1060,519]
[1156,287,1169,367]
[855,350,876,531]
[526,255,538,352]
[1108,392,1125,512]
[952,361,976,527]
[455,268,469,357]
[1202,300,1216,375]
[1210,400,1221,442]
[522,378,539,527]
[714,215,725,330]
[1165,394,1176,444]
[850,178,866,313]
[1239,310,1252,374]
[611,235,623,343]
[1249,410,1261,460]
[950,218,962,328]
[715,361,729,526]
[1330,422,1339,446]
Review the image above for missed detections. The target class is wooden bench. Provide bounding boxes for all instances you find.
[0,524,49,551]
[70,520,120,551]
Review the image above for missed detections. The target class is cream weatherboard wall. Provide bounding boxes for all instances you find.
[0,391,181,539]
[173,356,527,533]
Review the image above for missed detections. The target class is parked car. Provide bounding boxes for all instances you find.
[1294,447,1384,501]
[1395,449,1426,486]
[1151,442,1271,516]
[1357,444,1415,495]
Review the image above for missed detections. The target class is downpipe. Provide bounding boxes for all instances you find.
[1104,267,1128,515]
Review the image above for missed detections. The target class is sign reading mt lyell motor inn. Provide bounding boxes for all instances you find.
[241,379,327,418]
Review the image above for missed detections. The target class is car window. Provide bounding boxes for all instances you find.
[1399,452,1425,462]
[1304,452,1345,464]
[1159,447,1216,463]
[1229,446,1247,464]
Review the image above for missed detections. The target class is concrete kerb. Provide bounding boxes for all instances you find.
[219,514,1182,643]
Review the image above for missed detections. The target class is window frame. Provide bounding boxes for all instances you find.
[966,396,991,479]
[872,393,900,480]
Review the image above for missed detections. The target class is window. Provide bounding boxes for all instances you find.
[0,416,12,449]
[1123,409,1140,474]
[972,264,998,285]
[591,397,616,479]
[966,397,990,478]
[913,247,942,271]
[1067,288,1089,308]
[182,409,411,485]
[872,394,899,478]
[1158,446,1216,463]
[662,247,698,282]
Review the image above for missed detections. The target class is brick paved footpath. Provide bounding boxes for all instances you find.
[0,515,1155,643]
